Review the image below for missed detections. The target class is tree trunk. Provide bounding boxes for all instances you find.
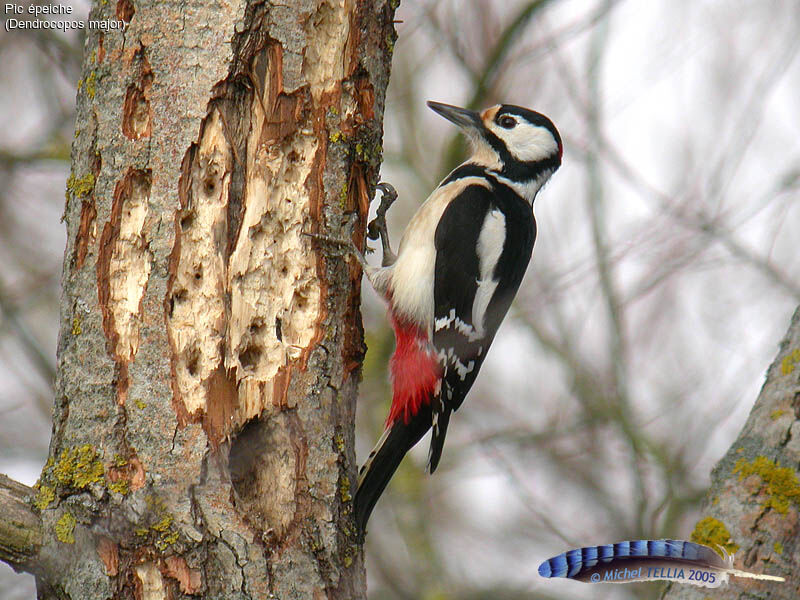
[3,0,395,597]
[662,306,800,599]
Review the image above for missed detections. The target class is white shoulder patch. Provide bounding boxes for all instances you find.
[472,208,505,336]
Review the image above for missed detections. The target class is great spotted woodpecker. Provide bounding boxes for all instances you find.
[348,101,562,535]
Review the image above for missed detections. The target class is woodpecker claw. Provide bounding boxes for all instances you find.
[367,182,398,267]
[303,213,369,270]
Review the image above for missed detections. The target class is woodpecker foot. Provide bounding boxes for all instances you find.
[367,182,397,267]
[304,213,370,271]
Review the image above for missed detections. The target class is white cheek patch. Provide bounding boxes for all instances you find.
[487,122,559,163]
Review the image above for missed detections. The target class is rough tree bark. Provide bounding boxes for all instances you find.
[0,0,396,597]
[662,306,800,599]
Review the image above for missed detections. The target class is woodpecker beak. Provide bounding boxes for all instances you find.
[427,101,482,130]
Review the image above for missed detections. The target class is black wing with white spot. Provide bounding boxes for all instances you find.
[428,181,536,471]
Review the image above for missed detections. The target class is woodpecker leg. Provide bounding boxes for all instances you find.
[367,182,397,267]
[304,212,371,271]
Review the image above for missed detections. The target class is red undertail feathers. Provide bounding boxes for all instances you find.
[387,310,441,426]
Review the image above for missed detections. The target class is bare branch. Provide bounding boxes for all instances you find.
[0,474,41,575]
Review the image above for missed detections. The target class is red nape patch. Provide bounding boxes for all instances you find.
[386,311,441,426]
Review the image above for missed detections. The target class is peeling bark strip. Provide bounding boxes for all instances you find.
[74,200,97,270]
[121,51,153,140]
[96,536,119,576]
[97,168,152,404]
[36,0,396,598]
[97,169,153,355]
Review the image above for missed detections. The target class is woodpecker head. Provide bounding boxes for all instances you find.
[428,101,562,200]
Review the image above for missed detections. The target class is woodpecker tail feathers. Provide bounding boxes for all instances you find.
[427,401,452,474]
[354,409,432,537]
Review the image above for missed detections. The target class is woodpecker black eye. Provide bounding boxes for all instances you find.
[498,116,516,129]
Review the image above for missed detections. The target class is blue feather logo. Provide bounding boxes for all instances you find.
[538,539,784,588]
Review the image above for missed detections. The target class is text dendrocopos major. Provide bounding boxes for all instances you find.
[346,101,562,535]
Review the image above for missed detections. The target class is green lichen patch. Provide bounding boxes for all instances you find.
[339,475,352,504]
[780,349,800,375]
[691,516,738,557]
[339,180,349,209]
[33,484,56,511]
[334,433,345,454]
[85,71,98,99]
[56,512,77,544]
[155,528,179,551]
[353,140,382,163]
[137,495,181,551]
[107,479,129,495]
[774,541,784,554]
[770,409,786,420]
[734,456,800,514]
[71,315,82,336]
[53,444,105,489]
[37,445,140,507]
[66,172,96,199]
[151,514,174,533]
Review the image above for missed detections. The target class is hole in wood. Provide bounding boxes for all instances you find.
[180,211,195,230]
[239,343,262,371]
[184,346,200,377]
